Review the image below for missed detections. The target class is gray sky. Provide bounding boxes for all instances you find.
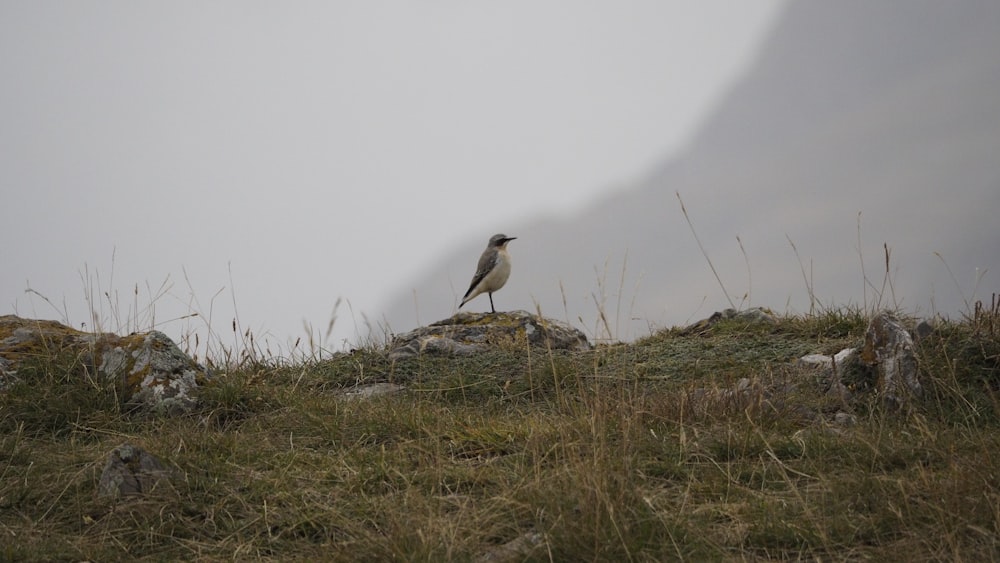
[1,1,785,356]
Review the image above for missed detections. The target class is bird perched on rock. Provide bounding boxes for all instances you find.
[459,234,516,313]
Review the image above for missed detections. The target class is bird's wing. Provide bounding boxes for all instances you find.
[463,249,499,299]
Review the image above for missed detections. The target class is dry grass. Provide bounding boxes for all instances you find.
[2,307,999,561]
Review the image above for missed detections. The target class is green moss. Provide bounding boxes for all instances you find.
[0,347,126,437]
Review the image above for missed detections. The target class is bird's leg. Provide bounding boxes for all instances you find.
[489,293,496,314]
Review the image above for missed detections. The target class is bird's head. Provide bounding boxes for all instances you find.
[489,234,517,248]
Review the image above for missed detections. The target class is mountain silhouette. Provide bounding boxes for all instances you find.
[381,0,1000,342]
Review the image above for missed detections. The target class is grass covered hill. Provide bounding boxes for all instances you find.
[2,306,999,561]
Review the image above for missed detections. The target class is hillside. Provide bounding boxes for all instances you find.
[2,309,998,559]
[380,0,1000,342]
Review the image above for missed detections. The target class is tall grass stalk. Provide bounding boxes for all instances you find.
[786,234,817,315]
[676,191,736,310]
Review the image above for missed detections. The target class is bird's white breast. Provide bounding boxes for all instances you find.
[480,249,512,292]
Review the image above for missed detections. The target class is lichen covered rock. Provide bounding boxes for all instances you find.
[861,311,921,408]
[388,311,590,360]
[680,307,777,335]
[0,315,207,414]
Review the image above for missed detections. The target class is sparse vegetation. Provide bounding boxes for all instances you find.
[2,304,999,561]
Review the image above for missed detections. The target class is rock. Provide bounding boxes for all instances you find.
[720,377,754,401]
[797,347,857,400]
[915,319,935,340]
[340,382,405,400]
[834,412,857,427]
[475,531,544,562]
[680,307,777,334]
[97,443,172,499]
[388,311,590,360]
[108,330,204,415]
[832,347,857,366]
[0,315,207,414]
[861,311,922,408]
[798,353,835,369]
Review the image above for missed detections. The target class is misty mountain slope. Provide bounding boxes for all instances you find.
[380,0,1000,341]
[691,0,1000,165]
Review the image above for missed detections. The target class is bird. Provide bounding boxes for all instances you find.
[459,233,517,313]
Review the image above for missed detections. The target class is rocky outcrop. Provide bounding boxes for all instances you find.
[388,311,590,361]
[861,311,922,408]
[97,443,172,499]
[0,315,207,414]
[680,307,777,335]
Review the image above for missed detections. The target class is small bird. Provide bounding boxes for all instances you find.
[459,233,517,313]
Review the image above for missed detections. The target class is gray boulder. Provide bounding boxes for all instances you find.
[97,443,172,499]
[861,311,922,408]
[388,311,591,361]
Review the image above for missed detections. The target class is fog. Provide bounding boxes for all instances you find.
[2,2,785,357]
